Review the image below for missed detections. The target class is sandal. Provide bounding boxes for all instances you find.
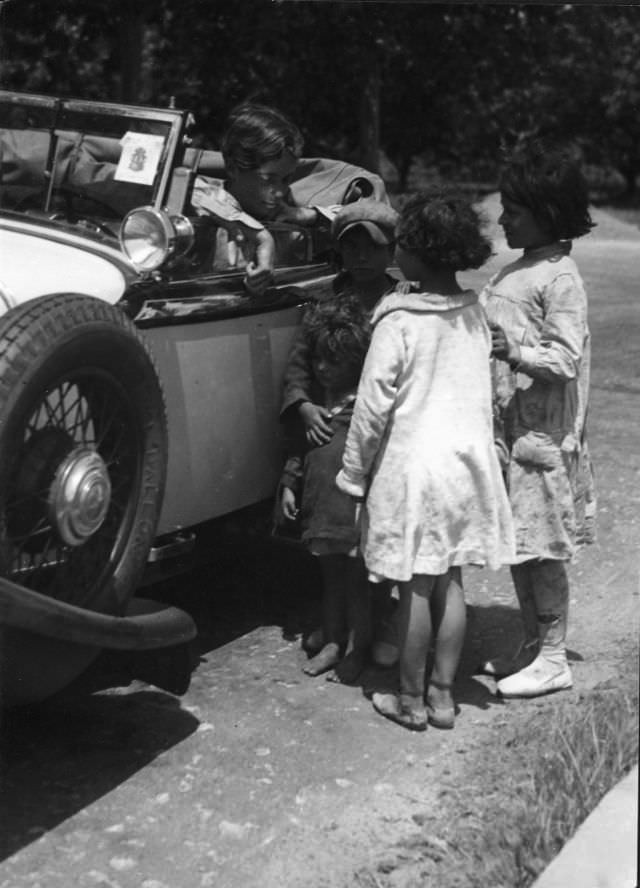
[426,679,456,730]
[425,700,455,730]
[372,692,427,732]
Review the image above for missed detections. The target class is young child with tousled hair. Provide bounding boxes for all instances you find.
[280,300,372,683]
[337,189,515,730]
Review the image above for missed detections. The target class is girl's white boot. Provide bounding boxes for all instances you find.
[497,611,572,698]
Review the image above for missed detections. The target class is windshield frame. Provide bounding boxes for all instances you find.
[0,90,189,216]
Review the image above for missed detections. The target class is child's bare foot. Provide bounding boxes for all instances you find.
[303,642,341,676]
[302,627,324,654]
[326,648,367,685]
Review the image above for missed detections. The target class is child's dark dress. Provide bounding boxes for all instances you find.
[280,397,359,556]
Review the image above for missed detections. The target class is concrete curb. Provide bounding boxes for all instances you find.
[532,764,638,888]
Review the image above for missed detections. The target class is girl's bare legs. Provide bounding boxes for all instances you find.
[427,567,465,713]
[303,554,347,675]
[371,573,431,730]
[331,555,372,684]
[397,573,436,702]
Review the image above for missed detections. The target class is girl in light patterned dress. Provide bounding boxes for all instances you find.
[480,141,596,699]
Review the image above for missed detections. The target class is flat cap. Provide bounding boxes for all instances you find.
[331,199,399,246]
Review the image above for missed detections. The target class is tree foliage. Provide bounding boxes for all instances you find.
[0,1,638,193]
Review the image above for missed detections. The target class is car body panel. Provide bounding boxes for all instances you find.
[0,224,129,305]
[146,302,304,533]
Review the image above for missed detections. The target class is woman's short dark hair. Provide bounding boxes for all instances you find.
[396,189,493,271]
[500,140,594,241]
[221,102,304,171]
[303,300,370,389]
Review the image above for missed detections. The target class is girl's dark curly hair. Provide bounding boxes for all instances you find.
[500,140,594,241]
[396,189,493,271]
[303,299,371,390]
[221,102,304,171]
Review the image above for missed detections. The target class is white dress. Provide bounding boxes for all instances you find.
[337,288,515,582]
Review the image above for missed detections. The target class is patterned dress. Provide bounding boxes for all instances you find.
[480,242,596,563]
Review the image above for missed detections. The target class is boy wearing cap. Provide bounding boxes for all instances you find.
[279,199,402,670]
[280,199,400,444]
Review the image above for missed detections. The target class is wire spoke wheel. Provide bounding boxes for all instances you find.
[0,294,167,705]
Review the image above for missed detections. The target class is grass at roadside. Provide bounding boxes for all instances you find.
[354,646,638,888]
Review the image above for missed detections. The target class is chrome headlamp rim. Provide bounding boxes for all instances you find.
[119,205,194,273]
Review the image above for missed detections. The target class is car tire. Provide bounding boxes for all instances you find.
[0,293,167,705]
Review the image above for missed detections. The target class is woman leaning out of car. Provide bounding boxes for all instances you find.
[191,102,335,296]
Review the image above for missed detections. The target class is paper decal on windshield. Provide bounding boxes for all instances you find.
[115,132,165,185]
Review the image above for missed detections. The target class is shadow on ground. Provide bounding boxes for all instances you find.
[0,689,199,861]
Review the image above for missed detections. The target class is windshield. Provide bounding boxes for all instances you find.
[0,92,185,223]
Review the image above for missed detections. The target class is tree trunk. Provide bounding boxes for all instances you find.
[118,5,145,103]
[359,54,381,175]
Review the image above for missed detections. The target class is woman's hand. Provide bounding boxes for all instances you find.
[299,401,333,446]
[244,262,274,296]
[490,323,521,366]
[281,486,299,521]
[274,204,318,226]
[244,228,276,296]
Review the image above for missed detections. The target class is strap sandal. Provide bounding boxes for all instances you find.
[426,679,456,730]
[372,691,427,732]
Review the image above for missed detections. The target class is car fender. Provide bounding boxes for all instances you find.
[0,223,133,310]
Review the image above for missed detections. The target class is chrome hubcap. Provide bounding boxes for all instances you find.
[48,448,111,546]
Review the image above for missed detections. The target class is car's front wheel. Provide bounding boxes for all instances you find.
[0,293,168,705]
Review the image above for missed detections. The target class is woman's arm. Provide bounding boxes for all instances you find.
[244,228,275,296]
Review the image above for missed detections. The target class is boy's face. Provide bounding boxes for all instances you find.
[499,195,551,250]
[338,227,392,285]
[227,153,297,220]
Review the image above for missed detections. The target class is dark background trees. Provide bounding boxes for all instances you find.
[0,0,638,196]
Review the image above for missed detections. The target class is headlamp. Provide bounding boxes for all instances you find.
[120,206,194,272]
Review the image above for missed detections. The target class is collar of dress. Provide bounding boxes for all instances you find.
[522,241,572,262]
[371,288,478,326]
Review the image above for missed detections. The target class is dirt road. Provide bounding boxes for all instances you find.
[1,202,638,888]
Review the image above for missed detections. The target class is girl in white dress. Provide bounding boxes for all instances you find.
[337,190,515,730]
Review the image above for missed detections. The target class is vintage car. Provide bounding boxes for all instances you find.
[0,90,388,705]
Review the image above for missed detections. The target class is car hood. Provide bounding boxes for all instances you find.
[0,219,137,313]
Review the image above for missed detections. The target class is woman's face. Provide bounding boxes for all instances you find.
[227,153,297,220]
[499,195,551,250]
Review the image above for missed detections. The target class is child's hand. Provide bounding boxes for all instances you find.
[490,323,521,366]
[299,401,334,446]
[281,486,299,521]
